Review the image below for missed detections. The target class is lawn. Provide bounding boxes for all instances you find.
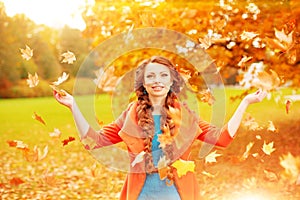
[0,87,300,199]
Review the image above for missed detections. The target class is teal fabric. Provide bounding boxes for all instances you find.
[138,115,180,200]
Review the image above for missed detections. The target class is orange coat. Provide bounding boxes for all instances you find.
[82,102,234,200]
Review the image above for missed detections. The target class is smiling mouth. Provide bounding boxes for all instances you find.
[152,86,164,91]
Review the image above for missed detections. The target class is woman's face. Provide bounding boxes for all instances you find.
[143,62,172,100]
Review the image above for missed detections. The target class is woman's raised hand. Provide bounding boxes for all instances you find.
[53,90,74,109]
[243,89,268,105]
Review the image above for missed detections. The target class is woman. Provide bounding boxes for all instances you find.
[53,56,267,200]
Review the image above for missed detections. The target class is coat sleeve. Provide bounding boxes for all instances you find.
[197,119,234,148]
[81,105,130,150]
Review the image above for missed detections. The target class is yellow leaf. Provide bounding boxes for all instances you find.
[279,152,300,183]
[20,45,33,60]
[252,69,280,91]
[171,159,195,178]
[26,72,39,88]
[267,121,277,132]
[240,142,254,161]
[61,50,76,64]
[205,150,222,164]
[262,141,276,155]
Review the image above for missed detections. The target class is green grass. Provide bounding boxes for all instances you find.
[0,87,300,199]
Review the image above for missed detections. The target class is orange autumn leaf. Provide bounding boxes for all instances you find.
[197,89,215,106]
[20,45,33,60]
[42,170,56,186]
[23,145,48,162]
[32,112,46,125]
[252,69,280,91]
[9,177,25,186]
[237,55,253,67]
[26,72,39,88]
[7,140,29,150]
[157,156,171,180]
[62,136,76,146]
[285,99,292,114]
[49,85,66,96]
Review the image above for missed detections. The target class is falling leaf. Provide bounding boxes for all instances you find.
[237,55,253,67]
[49,85,66,96]
[265,28,294,52]
[171,159,195,178]
[9,177,25,186]
[262,141,276,155]
[32,112,46,125]
[131,151,145,167]
[263,169,278,182]
[52,72,69,86]
[26,72,39,88]
[201,170,216,178]
[94,67,120,92]
[240,31,259,41]
[23,145,48,162]
[49,128,61,138]
[243,114,262,131]
[157,156,170,180]
[285,99,292,114]
[275,28,293,46]
[61,51,76,64]
[240,142,254,161]
[197,89,215,106]
[252,69,280,91]
[20,45,33,60]
[62,136,76,146]
[267,121,277,132]
[205,150,222,164]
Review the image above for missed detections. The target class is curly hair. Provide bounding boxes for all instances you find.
[134,56,183,184]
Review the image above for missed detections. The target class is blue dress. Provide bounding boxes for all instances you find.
[138,115,181,200]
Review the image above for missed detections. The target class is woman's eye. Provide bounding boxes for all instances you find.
[161,73,169,77]
[146,74,154,79]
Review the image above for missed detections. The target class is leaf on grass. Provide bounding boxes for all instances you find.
[240,142,254,161]
[262,141,276,155]
[285,99,292,114]
[52,72,69,86]
[32,112,46,125]
[252,69,280,91]
[171,159,195,178]
[131,151,145,167]
[205,150,222,164]
[263,169,278,182]
[157,156,170,180]
[7,140,29,150]
[61,51,76,64]
[279,152,300,182]
[62,136,76,146]
[9,177,25,186]
[49,128,61,138]
[42,170,56,186]
[20,45,33,60]
[27,72,39,88]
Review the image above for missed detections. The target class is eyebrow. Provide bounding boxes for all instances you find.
[145,71,169,74]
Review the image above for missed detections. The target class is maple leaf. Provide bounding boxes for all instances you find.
[265,28,294,52]
[198,36,212,49]
[49,128,61,138]
[285,99,292,114]
[52,72,69,86]
[240,31,259,41]
[263,169,278,182]
[23,145,48,162]
[131,151,145,167]
[267,121,277,132]
[262,141,276,155]
[20,45,33,60]
[32,112,46,125]
[205,150,222,164]
[240,142,254,161]
[62,136,76,146]
[171,159,195,178]
[197,89,215,106]
[61,50,76,64]
[49,85,66,96]
[279,152,300,183]
[26,72,39,88]
[157,156,170,180]
[252,69,280,91]
[237,55,253,67]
